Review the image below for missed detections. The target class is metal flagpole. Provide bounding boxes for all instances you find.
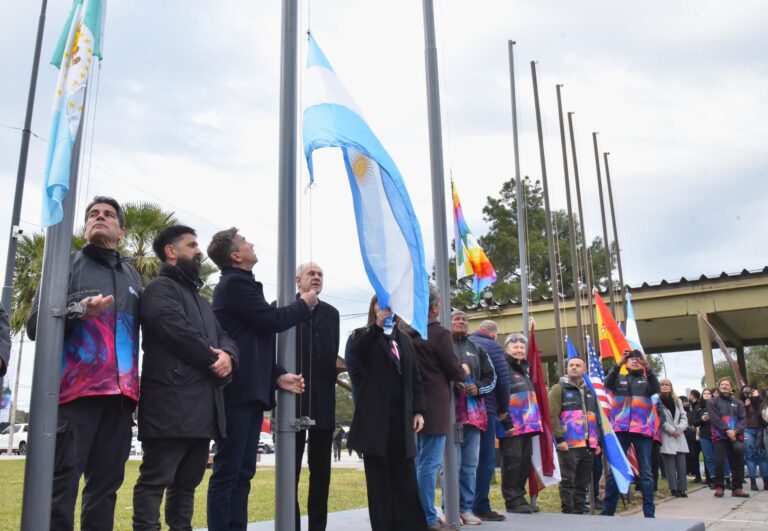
[568,113,597,349]
[1,0,48,395]
[530,61,564,373]
[508,41,529,336]
[555,85,585,355]
[20,113,84,531]
[421,1,460,527]
[603,152,626,321]
[592,133,616,316]
[275,0,300,529]
[7,334,25,454]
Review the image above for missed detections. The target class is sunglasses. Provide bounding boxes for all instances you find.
[507,338,526,344]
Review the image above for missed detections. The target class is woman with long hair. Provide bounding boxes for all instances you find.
[345,295,426,530]
[695,388,732,489]
[658,379,689,497]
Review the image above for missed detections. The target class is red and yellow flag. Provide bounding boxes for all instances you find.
[594,290,631,361]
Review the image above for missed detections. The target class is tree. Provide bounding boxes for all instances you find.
[450,176,616,308]
[700,345,768,390]
[335,374,355,425]
[119,202,178,286]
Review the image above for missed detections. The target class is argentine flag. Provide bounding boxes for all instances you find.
[624,292,645,354]
[42,0,104,228]
[302,35,428,337]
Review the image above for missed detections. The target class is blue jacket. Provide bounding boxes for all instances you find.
[212,267,311,409]
[469,330,510,418]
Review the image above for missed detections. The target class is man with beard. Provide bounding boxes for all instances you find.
[133,225,239,531]
[27,196,141,531]
[293,262,339,531]
[451,310,496,526]
[206,228,315,531]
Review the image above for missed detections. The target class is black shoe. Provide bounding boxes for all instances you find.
[692,477,702,483]
[670,490,679,497]
[732,488,750,498]
[750,478,759,491]
[763,477,768,490]
[506,504,535,514]
[725,477,733,490]
[679,491,688,498]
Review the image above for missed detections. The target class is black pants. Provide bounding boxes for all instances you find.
[500,434,533,509]
[295,429,333,531]
[51,395,133,531]
[133,438,210,531]
[557,447,594,514]
[714,439,745,489]
[651,440,662,491]
[362,454,426,531]
[592,452,603,502]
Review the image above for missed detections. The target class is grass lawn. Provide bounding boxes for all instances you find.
[0,459,682,530]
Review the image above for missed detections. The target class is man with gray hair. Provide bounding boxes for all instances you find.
[206,228,316,531]
[293,262,340,531]
[468,320,511,521]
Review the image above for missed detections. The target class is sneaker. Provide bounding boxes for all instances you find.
[460,512,482,525]
[506,504,535,514]
[476,511,506,522]
[714,487,724,498]
[732,489,750,498]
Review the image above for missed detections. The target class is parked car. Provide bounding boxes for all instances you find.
[258,432,275,454]
[0,423,29,455]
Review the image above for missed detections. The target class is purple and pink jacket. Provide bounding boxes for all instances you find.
[497,357,542,438]
[707,394,746,442]
[604,364,660,438]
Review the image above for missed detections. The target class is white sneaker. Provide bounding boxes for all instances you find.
[460,512,482,526]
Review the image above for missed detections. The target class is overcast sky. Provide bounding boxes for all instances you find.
[2,0,767,410]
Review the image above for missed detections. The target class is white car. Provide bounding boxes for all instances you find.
[0,423,29,455]
[258,432,275,454]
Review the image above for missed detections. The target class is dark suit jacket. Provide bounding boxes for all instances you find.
[212,267,311,409]
[295,298,340,430]
[346,325,425,458]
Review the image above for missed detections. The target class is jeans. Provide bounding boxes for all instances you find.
[416,434,446,526]
[207,404,263,531]
[472,425,497,515]
[457,425,482,513]
[744,428,768,479]
[700,437,730,478]
[602,433,654,518]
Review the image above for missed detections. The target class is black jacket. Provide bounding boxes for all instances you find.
[692,399,712,439]
[212,267,311,409]
[0,303,9,377]
[138,263,238,440]
[347,325,425,458]
[296,298,340,430]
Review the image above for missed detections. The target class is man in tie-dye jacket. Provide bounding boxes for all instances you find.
[549,357,600,514]
[601,349,659,518]
[707,377,749,498]
[497,332,542,514]
[27,196,141,531]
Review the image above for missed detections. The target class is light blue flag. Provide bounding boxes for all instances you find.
[576,337,635,494]
[42,0,104,228]
[624,292,645,354]
[302,35,428,337]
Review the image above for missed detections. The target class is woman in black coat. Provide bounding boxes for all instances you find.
[346,296,427,531]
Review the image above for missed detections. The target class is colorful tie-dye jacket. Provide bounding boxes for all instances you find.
[707,394,746,442]
[453,336,496,430]
[549,377,599,449]
[27,245,141,405]
[497,358,542,438]
[604,365,660,437]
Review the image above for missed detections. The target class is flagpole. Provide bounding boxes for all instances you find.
[556,85,584,355]
[422,1,460,526]
[592,133,616,316]
[275,0,300,529]
[603,152,626,320]
[508,41,529,336]
[568,113,597,351]
[20,110,84,531]
[1,0,48,394]
[530,61,564,372]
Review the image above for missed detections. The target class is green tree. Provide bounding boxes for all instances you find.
[701,345,768,390]
[335,375,355,425]
[450,176,615,308]
[119,202,178,286]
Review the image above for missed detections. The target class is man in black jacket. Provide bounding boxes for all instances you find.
[294,262,340,531]
[0,302,9,376]
[28,196,141,531]
[206,228,316,531]
[133,225,238,531]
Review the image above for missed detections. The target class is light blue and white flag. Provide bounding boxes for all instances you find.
[624,292,645,354]
[302,34,428,337]
[42,0,104,228]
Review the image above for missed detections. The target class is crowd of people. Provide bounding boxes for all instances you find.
[4,195,768,531]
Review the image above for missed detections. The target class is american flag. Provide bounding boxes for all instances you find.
[587,337,613,417]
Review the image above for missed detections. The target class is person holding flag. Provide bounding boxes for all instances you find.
[497,332,542,514]
[548,356,601,514]
[601,349,660,518]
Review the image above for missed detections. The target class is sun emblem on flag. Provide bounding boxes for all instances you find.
[350,151,374,186]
